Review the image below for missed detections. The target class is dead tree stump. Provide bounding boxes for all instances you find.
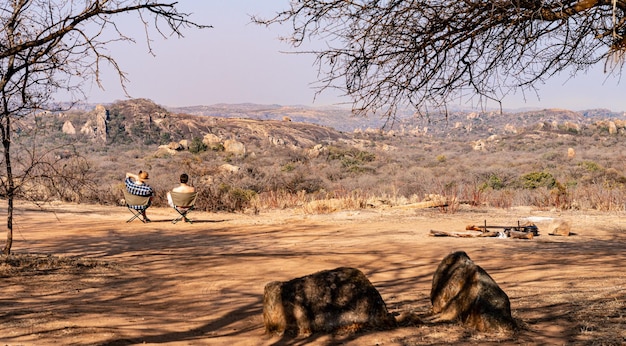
[430,251,515,332]
[263,267,396,336]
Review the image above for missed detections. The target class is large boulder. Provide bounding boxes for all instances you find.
[153,145,177,158]
[263,267,395,336]
[167,141,184,151]
[62,120,76,135]
[79,104,108,143]
[472,139,486,151]
[430,251,515,332]
[218,163,241,174]
[548,219,571,236]
[224,139,246,156]
[202,133,221,146]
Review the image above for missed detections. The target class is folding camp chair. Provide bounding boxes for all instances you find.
[123,190,151,223]
[170,191,198,224]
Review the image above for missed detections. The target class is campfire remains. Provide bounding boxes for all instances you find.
[430,220,539,239]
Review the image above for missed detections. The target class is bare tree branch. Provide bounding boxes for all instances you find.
[255,0,626,117]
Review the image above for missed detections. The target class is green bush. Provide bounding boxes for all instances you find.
[282,163,296,172]
[580,161,602,172]
[521,171,556,189]
[480,173,505,190]
[188,137,207,154]
[160,132,171,145]
[227,187,257,210]
[326,146,376,173]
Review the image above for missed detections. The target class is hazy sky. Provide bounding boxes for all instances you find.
[74,1,626,112]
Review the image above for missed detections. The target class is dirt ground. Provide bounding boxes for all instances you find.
[1,201,625,346]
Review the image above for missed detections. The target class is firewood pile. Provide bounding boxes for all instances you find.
[430,220,539,239]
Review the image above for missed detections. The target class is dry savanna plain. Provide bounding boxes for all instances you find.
[1,200,625,346]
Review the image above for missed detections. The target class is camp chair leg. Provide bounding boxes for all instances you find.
[127,209,146,223]
[126,213,146,223]
[172,208,193,224]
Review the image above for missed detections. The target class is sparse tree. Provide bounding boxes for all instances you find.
[256,0,626,117]
[0,1,209,255]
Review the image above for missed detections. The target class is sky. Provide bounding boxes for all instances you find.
[71,1,626,112]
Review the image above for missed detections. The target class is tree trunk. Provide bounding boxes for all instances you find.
[3,197,12,255]
[2,116,13,255]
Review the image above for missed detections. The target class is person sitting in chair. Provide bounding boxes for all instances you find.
[125,171,154,222]
[167,173,196,208]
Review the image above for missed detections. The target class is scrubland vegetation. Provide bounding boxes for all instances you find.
[10,100,626,214]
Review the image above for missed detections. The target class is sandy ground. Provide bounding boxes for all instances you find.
[1,201,625,346]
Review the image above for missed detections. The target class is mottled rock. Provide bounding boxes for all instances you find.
[430,251,515,332]
[548,219,571,236]
[263,267,395,336]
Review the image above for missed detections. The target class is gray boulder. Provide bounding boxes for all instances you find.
[263,267,395,336]
[430,251,515,332]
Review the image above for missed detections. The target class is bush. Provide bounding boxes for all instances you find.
[580,161,602,172]
[521,172,556,189]
[481,173,505,190]
[326,146,376,174]
[188,137,207,154]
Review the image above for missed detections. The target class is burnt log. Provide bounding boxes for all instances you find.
[430,251,515,332]
[263,267,396,336]
[429,229,500,238]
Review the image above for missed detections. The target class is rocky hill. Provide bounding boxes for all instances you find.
[47,99,626,150]
[169,102,626,139]
[169,103,388,132]
[50,99,351,155]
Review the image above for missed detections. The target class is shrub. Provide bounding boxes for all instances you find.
[550,181,570,209]
[159,132,171,145]
[282,163,296,172]
[286,176,324,194]
[480,173,505,190]
[521,172,556,189]
[195,183,257,212]
[188,137,208,154]
[580,161,602,172]
[326,146,376,171]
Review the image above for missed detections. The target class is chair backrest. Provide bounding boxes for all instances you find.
[123,190,151,207]
[170,191,197,208]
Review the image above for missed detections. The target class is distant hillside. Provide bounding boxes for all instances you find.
[169,103,626,137]
[168,103,388,132]
[46,99,626,148]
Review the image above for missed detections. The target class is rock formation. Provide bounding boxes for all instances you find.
[79,104,108,143]
[430,251,515,332]
[263,267,395,336]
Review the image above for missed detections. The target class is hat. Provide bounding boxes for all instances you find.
[138,171,149,181]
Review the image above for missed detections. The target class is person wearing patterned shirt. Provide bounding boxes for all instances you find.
[125,171,154,222]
